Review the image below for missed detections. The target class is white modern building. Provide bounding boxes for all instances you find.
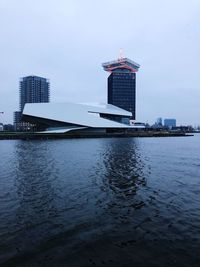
[22,102,144,134]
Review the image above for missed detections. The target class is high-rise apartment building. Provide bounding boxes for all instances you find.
[20,76,50,112]
[14,75,50,131]
[102,57,140,119]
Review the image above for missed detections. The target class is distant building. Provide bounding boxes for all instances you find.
[14,75,50,131]
[102,57,140,119]
[0,123,3,131]
[164,119,176,128]
[130,120,145,127]
[156,117,162,126]
[3,124,14,132]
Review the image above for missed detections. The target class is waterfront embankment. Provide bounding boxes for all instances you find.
[0,131,193,140]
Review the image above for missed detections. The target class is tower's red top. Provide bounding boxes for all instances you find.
[102,58,140,73]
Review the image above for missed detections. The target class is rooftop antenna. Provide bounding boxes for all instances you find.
[118,48,125,62]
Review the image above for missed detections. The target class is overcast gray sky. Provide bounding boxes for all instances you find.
[0,0,199,125]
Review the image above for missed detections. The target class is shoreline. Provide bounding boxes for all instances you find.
[0,131,194,140]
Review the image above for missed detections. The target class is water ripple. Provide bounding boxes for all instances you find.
[0,136,200,266]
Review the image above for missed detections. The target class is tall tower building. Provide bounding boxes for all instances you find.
[14,75,50,131]
[20,76,50,112]
[102,57,140,119]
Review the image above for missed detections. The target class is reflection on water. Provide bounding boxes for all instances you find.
[102,139,147,197]
[14,142,58,251]
[0,136,200,266]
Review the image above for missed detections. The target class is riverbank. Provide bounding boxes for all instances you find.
[0,131,193,140]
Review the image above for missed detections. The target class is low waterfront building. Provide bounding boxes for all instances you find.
[22,102,144,134]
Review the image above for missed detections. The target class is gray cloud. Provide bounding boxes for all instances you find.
[0,0,199,125]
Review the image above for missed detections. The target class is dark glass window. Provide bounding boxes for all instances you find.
[108,71,136,119]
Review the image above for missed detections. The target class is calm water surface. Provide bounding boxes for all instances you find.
[0,135,200,266]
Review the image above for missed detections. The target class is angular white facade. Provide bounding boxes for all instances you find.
[23,102,143,133]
